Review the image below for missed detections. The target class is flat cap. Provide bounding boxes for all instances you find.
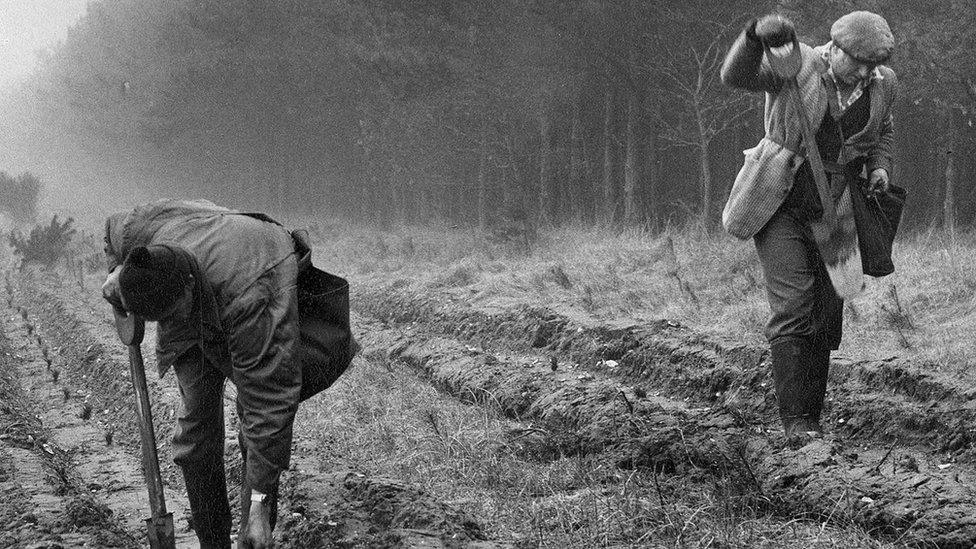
[831,11,894,64]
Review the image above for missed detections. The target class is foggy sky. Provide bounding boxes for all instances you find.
[0,0,88,87]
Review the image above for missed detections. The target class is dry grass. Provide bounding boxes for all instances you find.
[306,219,976,373]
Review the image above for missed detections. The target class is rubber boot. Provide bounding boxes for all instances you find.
[770,336,825,440]
[181,461,232,549]
[808,343,831,427]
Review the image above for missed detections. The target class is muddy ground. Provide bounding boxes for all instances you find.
[2,265,976,547]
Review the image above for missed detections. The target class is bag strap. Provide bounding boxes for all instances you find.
[291,229,312,273]
[787,82,836,227]
[763,38,837,230]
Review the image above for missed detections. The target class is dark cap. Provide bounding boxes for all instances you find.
[118,245,192,320]
[831,11,894,64]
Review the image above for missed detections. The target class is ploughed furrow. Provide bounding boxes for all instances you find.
[360,313,976,547]
[355,285,976,461]
[13,268,503,547]
[1,274,153,547]
[279,465,500,548]
[12,269,186,489]
[8,268,198,547]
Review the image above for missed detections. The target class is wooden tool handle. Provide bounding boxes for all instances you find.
[112,307,176,547]
[128,343,168,519]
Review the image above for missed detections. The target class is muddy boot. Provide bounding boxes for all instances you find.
[181,462,232,549]
[770,337,824,442]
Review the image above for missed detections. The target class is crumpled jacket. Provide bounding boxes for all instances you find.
[104,198,300,493]
[719,29,898,238]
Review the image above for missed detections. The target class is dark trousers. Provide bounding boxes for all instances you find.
[172,347,278,548]
[754,206,844,350]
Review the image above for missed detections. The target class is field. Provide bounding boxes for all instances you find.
[1,223,975,548]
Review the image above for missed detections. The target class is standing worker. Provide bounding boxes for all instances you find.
[101,198,350,548]
[719,12,898,440]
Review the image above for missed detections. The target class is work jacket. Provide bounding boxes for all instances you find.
[720,30,898,238]
[104,198,300,493]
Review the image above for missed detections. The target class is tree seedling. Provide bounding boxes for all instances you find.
[104,430,114,446]
[78,403,92,420]
[62,388,71,401]
[50,369,59,383]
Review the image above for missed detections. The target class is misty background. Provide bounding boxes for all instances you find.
[0,0,973,232]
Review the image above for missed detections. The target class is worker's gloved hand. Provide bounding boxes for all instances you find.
[867,168,890,197]
[753,14,795,47]
[238,500,274,549]
[101,267,125,312]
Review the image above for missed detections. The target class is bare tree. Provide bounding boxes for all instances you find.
[646,17,759,226]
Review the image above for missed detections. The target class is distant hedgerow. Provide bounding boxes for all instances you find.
[0,171,42,225]
[8,215,77,267]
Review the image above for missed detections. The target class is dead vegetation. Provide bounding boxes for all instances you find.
[316,222,976,367]
[7,215,77,268]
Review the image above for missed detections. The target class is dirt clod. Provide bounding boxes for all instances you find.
[65,496,114,527]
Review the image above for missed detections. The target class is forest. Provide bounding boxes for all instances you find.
[2,0,975,231]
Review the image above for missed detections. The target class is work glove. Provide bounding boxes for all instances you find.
[867,168,890,197]
[752,14,795,47]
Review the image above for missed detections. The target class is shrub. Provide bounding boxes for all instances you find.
[0,171,41,225]
[8,215,77,267]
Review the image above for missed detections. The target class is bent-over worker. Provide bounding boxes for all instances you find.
[102,198,306,549]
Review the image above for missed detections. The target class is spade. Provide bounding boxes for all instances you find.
[113,307,176,549]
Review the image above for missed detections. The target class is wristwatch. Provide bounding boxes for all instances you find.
[250,491,270,506]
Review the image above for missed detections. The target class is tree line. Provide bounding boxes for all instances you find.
[15,0,976,231]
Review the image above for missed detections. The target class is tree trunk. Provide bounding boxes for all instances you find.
[272,121,287,216]
[602,82,614,225]
[644,100,661,229]
[504,135,523,217]
[477,126,489,231]
[570,92,584,223]
[698,142,712,226]
[697,109,712,227]
[539,109,555,226]
[944,135,956,235]
[623,94,639,225]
